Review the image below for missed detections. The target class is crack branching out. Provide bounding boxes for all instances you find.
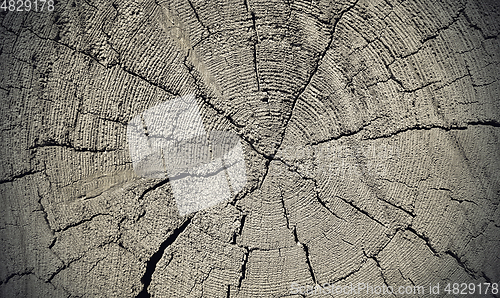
[272,157,348,225]
[444,249,475,277]
[310,177,346,222]
[363,250,395,296]
[293,227,317,284]
[406,226,438,256]
[135,216,193,298]
[278,181,317,285]
[334,121,500,144]
[24,26,181,99]
[275,0,360,155]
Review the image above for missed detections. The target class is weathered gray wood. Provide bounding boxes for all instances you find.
[1,0,499,297]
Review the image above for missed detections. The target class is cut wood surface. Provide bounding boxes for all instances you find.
[0,0,499,297]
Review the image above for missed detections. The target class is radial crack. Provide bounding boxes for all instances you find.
[276,0,360,154]
[406,226,439,255]
[249,11,261,91]
[187,0,211,34]
[293,228,317,284]
[363,250,395,296]
[334,195,386,228]
[444,249,476,278]
[237,248,250,288]
[0,170,41,184]
[311,178,347,222]
[135,216,193,298]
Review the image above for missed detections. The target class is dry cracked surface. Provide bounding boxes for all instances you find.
[1,0,500,297]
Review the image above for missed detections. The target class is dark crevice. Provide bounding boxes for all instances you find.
[362,121,500,142]
[420,6,465,44]
[274,0,360,157]
[253,156,273,192]
[278,185,291,229]
[136,178,171,202]
[29,140,119,153]
[1,271,33,285]
[433,73,471,91]
[342,238,354,246]
[48,237,57,249]
[182,49,266,171]
[481,272,494,285]
[38,171,55,236]
[187,0,211,34]
[0,170,41,184]
[237,248,250,288]
[468,120,500,128]
[117,241,135,256]
[27,27,181,97]
[274,157,384,228]
[333,264,363,283]
[84,111,129,127]
[302,243,317,284]
[311,178,346,222]
[334,195,386,228]
[374,193,416,218]
[293,228,316,284]
[120,66,181,97]
[292,226,300,244]
[228,153,265,207]
[449,197,479,206]
[363,250,395,297]
[168,159,239,182]
[400,79,441,93]
[445,249,476,277]
[56,213,109,233]
[135,216,193,298]
[406,226,439,255]
[462,8,498,40]
[309,117,374,146]
[231,213,247,245]
[25,28,107,68]
[385,66,441,93]
[231,232,237,245]
[367,181,416,219]
[47,262,68,283]
[238,214,247,236]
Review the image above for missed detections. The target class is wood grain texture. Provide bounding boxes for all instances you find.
[0,0,499,297]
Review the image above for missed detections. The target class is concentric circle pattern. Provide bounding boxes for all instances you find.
[0,0,499,297]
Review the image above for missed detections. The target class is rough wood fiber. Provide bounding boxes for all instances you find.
[0,0,499,297]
